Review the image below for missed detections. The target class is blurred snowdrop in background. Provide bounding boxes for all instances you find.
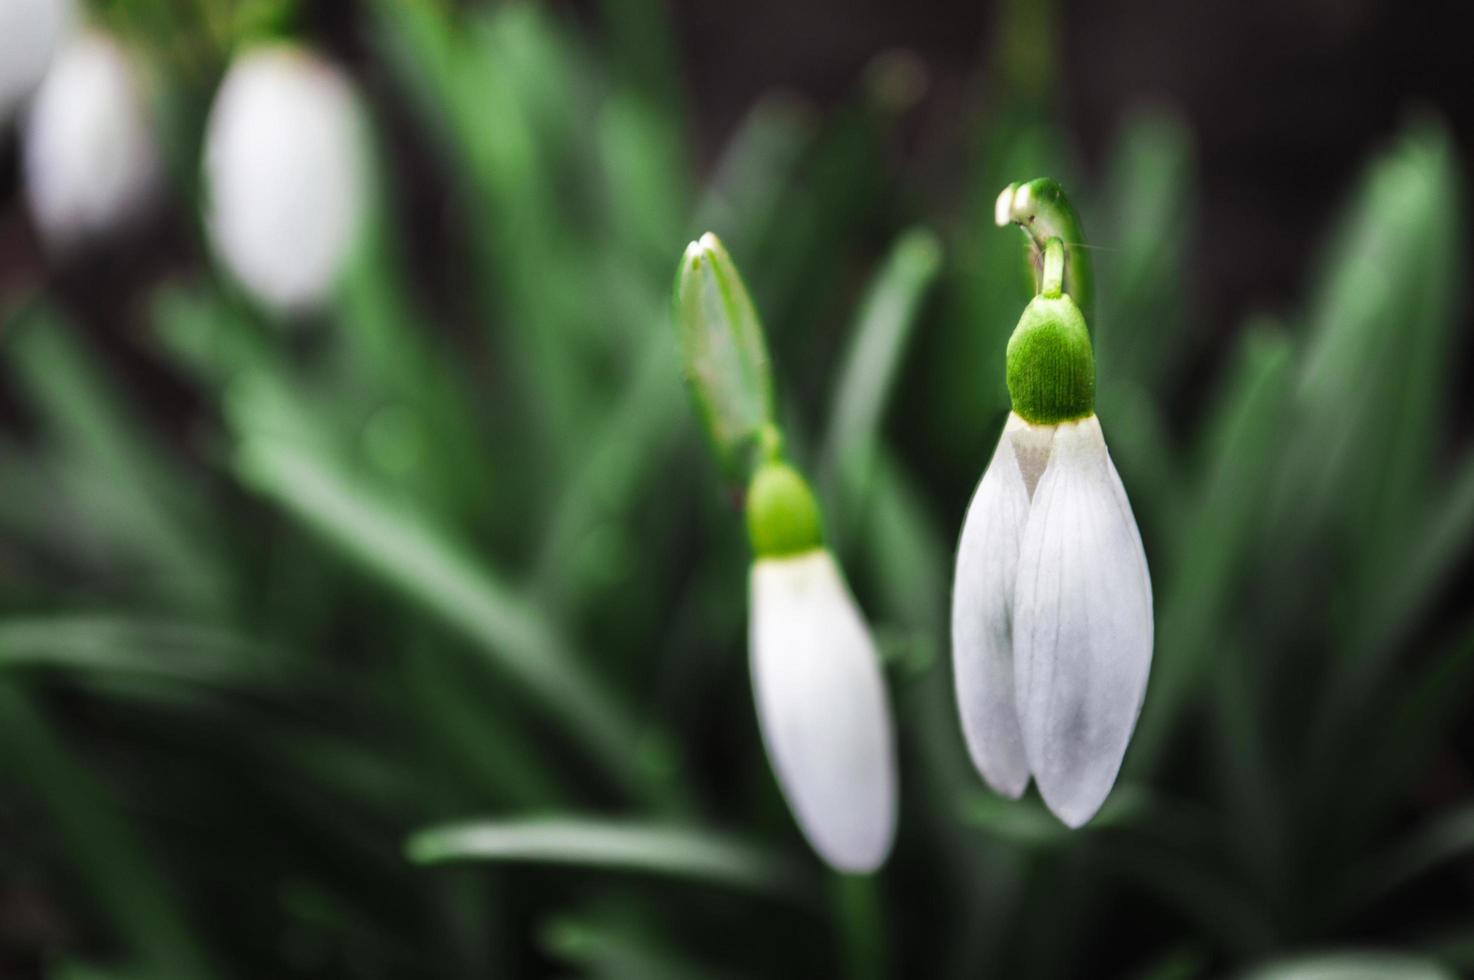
[0,0,71,123]
[22,29,162,253]
[203,43,364,313]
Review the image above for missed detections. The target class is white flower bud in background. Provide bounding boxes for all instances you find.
[746,458,898,873]
[203,44,365,314]
[22,30,162,254]
[0,0,71,124]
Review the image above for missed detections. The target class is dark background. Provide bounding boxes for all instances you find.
[6,0,1472,442]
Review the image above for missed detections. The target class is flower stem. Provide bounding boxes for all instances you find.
[832,872,887,980]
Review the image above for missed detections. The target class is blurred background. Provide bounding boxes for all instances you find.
[2,0,1472,977]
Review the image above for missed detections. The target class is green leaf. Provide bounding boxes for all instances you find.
[1237,952,1456,980]
[1339,802,1474,915]
[406,817,809,901]
[542,914,721,980]
[1129,323,1293,775]
[0,614,277,688]
[2,304,226,607]
[691,95,816,260]
[531,333,686,605]
[1095,106,1194,391]
[232,435,663,804]
[0,683,216,979]
[820,227,943,540]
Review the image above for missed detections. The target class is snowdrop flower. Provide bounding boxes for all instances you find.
[22,30,162,254]
[676,233,897,871]
[203,44,364,314]
[952,236,1152,828]
[747,450,898,872]
[1,0,71,124]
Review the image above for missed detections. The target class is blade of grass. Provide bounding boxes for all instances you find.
[406,817,811,902]
[0,682,215,979]
[231,435,668,806]
[3,305,225,607]
[0,614,277,688]
[1129,324,1292,775]
[1094,106,1194,391]
[820,227,943,544]
[1237,952,1456,980]
[691,95,817,260]
[542,914,721,980]
[1338,802,1474,917]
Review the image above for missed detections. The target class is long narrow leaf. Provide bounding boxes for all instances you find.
[406,817,809,901]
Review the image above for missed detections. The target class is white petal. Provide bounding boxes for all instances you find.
[203,45,364,314]
[1013,415,1153,828]
[750,550,897,872]
[950,414,1040,797]
[1,0,71,124]
[23,32,161,253]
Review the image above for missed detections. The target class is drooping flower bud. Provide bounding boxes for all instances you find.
[23,30,162,254]
[203,44,365,314]
[953,192,1152,829]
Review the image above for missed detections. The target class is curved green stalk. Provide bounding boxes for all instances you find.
[995,177,1094,323]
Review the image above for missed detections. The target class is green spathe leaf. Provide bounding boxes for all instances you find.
[674,232,777,482]
[996,177,1094,322]
[406,817,808,900]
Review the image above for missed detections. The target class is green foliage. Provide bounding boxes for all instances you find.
[1,2,1470,978]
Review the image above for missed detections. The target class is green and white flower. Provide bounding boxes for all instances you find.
[203,44,364,313]
[746,456,897,872]
[677,234,897,871]
[952,235,1152,827]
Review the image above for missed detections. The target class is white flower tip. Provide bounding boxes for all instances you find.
[993,183,1016,226]
[750,551,898,873]
[1015,182,1033,213]
[1,0,73,123]
[976,758,1028,800]
[204,44,364,313]
[1043,786,1106,829]
[24,31,161,252]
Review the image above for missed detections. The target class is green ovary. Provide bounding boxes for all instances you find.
[745,460,824,558]
[1006,293,1096,425]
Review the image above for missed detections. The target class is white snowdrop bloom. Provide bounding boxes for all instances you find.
[747,459,897,872]
[952,240,1152,828]
[203,44,365,314]
[22,30,162,253]
[0,0,71,124]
